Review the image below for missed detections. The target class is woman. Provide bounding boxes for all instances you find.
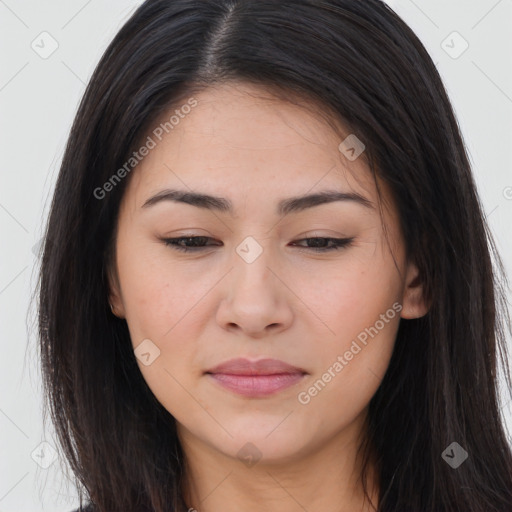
[37,1,512,511]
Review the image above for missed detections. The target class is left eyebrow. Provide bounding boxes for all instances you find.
[141,188,375,216]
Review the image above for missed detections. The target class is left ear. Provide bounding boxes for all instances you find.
[106,256,126,319]
[400,261,430,319]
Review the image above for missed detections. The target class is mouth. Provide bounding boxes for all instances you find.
[205,357,307,398]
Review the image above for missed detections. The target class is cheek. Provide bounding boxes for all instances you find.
[116,239,196,337]
[296,251,402,410]
[119,258,205,419]
[297,310,400,426]
[302,252,402,343]
[116,248,209,389]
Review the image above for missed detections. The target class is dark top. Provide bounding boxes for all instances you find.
[70,505,94,512]
[70,505,157,512]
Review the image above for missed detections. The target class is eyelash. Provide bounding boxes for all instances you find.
[161,236,354,253]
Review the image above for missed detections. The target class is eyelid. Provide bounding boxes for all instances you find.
[160,235,354,253]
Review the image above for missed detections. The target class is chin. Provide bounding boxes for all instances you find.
[211,423,309,465]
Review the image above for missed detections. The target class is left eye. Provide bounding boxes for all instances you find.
[161,236,354,253]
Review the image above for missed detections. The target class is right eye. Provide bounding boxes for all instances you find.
[162,236,218,252]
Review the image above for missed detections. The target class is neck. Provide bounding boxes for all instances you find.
[178,411,379,512]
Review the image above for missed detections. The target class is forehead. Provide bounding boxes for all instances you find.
[121,82,380,213]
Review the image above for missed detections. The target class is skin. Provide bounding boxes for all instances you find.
[108,81,429,512]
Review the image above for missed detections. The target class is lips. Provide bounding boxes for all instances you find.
[205,357,307,376]
[205,358,307,398]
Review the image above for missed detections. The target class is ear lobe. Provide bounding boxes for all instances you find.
[106,262,126,318]
[400,261,430,319]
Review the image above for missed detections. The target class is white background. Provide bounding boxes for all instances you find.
[0,1,511,511]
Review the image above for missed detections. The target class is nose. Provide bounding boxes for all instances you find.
[215,242,294,338]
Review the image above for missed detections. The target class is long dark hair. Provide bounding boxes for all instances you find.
[36,1,512,511]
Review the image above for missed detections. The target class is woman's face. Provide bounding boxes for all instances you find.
[108,82,427,465]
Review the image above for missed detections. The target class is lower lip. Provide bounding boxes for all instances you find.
[207,372,305,397]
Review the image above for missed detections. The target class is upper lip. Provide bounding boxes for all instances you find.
[205,357,307,376]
